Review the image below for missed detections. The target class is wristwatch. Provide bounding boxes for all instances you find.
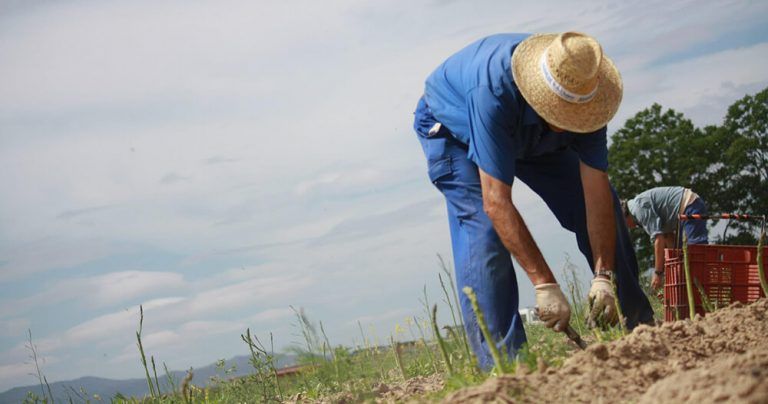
[654,270,665,276]
[595,268,614,281]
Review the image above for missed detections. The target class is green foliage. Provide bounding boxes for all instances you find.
[712,88,768,239]
[240,329,282,401]
[609,87,768,267]
[609,103,702,196]
[516,323,573,371]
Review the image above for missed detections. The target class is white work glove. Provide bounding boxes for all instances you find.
[534,283,571,332]
[588,278,619,326]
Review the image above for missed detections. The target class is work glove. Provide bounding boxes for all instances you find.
[588,278,619,326]
[534,283,571,332]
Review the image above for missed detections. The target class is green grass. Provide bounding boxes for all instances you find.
[22,257,665,404]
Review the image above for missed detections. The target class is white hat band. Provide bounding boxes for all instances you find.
[539,51,598,104]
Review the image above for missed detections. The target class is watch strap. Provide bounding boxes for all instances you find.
[595,269,614,280]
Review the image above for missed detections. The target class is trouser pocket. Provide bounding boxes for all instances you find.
[418,135,479,219]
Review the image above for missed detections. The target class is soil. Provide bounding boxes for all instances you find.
[374,374,445,402]
[443,299,768,403]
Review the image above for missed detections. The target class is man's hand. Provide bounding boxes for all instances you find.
[535,283,571,332]
[651,272,663,289]
[588,278,618,326]
[653,234,673,290]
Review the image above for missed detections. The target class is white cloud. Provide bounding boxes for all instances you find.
[0,1,359,114]
[89,271,186,306]
[47,273,309,347]
[294,168,388,196]
[0,274,309,377]
[143,297,188,310]
[619,42,768,127]
[63,309,139,345]
[248,308,294,323]
[140,330,181,352]
[0,238,117,282]
[347,308,415,327]
[0,318,30,338]
[187,275,313,315]
[0,271,187,317]
[178,320,245,336]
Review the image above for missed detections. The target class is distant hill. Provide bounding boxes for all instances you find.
[0,354,296,403]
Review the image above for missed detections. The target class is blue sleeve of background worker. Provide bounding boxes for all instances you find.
[466,86,519,185]
[571,126,609,171]
[632,199,666,241]
[645,208,666,241]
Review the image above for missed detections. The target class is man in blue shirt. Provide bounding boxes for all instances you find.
[413,32,653,369]
[623,186,709,289]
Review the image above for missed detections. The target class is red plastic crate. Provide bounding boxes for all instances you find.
[663,244,766,321]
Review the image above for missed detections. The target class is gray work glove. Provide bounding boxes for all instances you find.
[534,283,571,332]
[588,278,619,326]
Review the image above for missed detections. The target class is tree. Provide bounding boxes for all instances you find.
[607,87,768,268]
[712,87,768,243]
[608,103,720,197]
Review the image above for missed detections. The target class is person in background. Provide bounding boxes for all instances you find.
[622,186,708,289]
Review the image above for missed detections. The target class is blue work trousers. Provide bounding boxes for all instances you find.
[680,198,709,245]
[414,113,654,370]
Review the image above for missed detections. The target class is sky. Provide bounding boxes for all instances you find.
[1,0,767,392]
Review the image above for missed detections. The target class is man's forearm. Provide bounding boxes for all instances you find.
[485,199,556,285]
[581,163,616,273]
[478,168,555,285]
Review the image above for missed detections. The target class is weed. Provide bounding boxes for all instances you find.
[26,329,53,403]
[181,368,193,404]
[462,286,506,375]
[431,305,454,376]
[389,335,407,381]
[758,226,767,297]
[151,356,161,396]
[412,315,439,374]
[437,254,472,361]
[135,305,156,399]
[694,278,715,312]
[682,233,697,319]
[611,279,628,336]
[162,362,177,394]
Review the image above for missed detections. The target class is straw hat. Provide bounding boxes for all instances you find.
[511,32,623,133]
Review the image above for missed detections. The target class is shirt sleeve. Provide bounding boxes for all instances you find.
[647,221,665,241]
[465,86,518,185]
[634,200,665,240]
[571,126,608,171]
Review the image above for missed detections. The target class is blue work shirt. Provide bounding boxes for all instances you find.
[416,33,608,185]
[627,186,686,241]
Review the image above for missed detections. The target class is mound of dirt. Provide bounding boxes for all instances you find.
[444,299,768,403]
[375,374,444,402]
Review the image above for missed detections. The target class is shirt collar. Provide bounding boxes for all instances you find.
[523,103,577,136]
